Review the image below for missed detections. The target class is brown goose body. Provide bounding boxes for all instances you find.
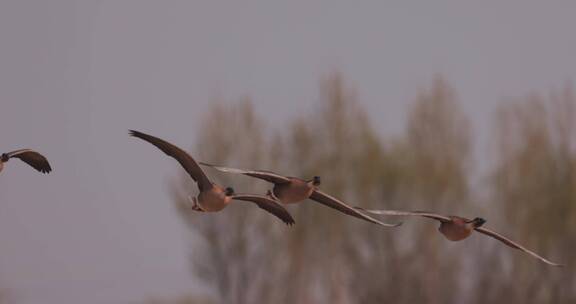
[272,178,315,204]
[439,216,475,241]
[197,185,233,212]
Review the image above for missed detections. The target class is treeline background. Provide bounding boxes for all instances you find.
[139,73,574,304]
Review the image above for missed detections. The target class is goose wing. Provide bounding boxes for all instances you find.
[309,190,402,227]
[474,227,563,267]
[129,130,213,191]
[354,207,452,222]
[200,162,291,184]
[6,149,52,173]
[232,194,295,225]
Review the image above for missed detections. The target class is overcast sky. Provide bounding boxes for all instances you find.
[1,1,575,303]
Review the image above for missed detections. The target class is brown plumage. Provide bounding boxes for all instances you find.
[355,208,563,266]
[199,163,401,228]
[0,149,52,174]
[129,130,294,225]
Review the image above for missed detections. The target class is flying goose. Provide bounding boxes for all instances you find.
[355,208,563,266]
[0,149,52,174]
[199,163,401,227]
[129,130,295,225]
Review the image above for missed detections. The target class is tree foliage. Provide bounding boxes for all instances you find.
[169,74,573,304]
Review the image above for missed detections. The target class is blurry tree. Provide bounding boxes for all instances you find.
[170,74,572,304]
[276,73,388,304]
[403,77,471,204]
[475,88,576,303]
[170,98,286,304]
[171,73,394,304]
[351,76,473,304]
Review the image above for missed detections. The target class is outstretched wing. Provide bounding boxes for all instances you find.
[354,207,452,222]
[129,130,213,191]
[474,227,563,267]
[200,162,291,184]
[7,149,52,173]
[309,190,402,227]
[232,194,295,225]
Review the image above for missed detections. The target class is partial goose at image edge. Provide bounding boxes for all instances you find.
[1,149,52,174]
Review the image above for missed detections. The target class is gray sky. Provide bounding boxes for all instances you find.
[1,1,575,303]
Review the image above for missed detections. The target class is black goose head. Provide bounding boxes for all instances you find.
[225,187,235,196]
[470,217,486,228]
[311,176,321,186]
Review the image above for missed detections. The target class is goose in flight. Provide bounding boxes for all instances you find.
[129,130,295,225]
[199,163,401,228]
[355,208,563,266]
[0,149,52,174]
